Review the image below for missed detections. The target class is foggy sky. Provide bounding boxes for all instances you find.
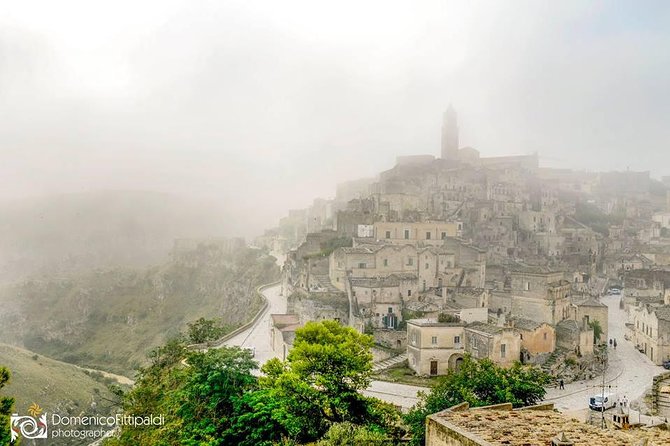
[2,0,670,237]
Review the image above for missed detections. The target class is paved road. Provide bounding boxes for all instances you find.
[221,283,287,366]
[543,292,666,412]
[224,281,427,409]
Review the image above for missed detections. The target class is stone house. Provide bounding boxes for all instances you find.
[555,319,594,356]
[509,317,556,357]
[407,319,466,376]
[518,210,557,233]
[373,221,462,245]
[425,403,670,446]
[571,296,609,343]
[464,322,521,368]
[489,267,572,325]
[270,314,301,361]
[349,274,414,329]
[629,304,670,364]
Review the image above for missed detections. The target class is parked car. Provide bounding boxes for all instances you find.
[663,360,670,370]
[589,392,617,411]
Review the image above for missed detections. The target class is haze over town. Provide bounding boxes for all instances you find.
[2,1,670,237]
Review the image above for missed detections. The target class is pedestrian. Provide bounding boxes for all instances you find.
[613,338,617,349]
[618,397,622,407]
[559,379,564,390]
[623,396,628,407]
[609,338,613,347]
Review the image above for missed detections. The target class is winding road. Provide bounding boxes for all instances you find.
[543,292,666,420]
[221,279,425,409]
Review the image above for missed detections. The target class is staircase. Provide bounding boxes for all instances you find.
[373,353,408,372]
[312,273,341,293]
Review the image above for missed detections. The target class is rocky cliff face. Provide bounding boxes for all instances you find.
[0,246,279,375]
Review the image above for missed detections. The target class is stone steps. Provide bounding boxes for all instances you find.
[312,273,340,293]
[373,353,408,372]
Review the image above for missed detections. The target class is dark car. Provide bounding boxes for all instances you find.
[663,360,670,370]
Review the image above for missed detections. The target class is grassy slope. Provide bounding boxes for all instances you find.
[0,343,120,416]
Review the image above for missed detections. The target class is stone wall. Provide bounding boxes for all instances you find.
[373,328,407,350]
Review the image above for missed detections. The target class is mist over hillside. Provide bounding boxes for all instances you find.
[0,190,235,284]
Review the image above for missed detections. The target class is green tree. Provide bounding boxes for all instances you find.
[187,317,228,344]
[589,320,603,344]
[0,367,14,446]
[254,320,401,443]
[107,343,257,446]
[404,355,550,445]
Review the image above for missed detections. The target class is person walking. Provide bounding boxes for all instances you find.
[559,379,565,390]
[613,338,617,349]
[609,338,613,347]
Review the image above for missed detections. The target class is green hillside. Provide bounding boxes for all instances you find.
[0,343,122,445]
[0,246,279,376]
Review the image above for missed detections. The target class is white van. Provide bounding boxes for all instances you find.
[589,392,617,411]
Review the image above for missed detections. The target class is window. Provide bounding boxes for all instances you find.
[431,336,438,345]
[385,230,391,239]
[404,229,410,239]
[358,262,366,269]
[454,336,460,344]
[524,281,530,291]
[426,232,431,240]
[388,307,393,314]
[383,259,388,267]
[500,344,506,358]
[408,290,412,297]
[441,232,447,239]
[543,332,547,340]
[407,257,414,266]
[425,263,430,269]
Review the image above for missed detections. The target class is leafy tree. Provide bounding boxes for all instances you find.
[1,367,14,446]
[404,355,550,445]
[107,344,257,446]
[589,320,603,344]
[254,321,401,443]
[187,317,228,344]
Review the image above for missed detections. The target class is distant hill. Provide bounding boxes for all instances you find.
[0,343,121,445]
[0,190,234,284]
[0,246,279,376]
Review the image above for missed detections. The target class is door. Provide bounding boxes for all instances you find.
[430,360,438,376]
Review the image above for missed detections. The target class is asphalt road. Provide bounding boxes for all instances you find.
[543,292,666,412]
[222,281,427,409]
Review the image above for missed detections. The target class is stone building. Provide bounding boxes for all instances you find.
[373,221,462,245]
[555,319,594,356]
[464,322,521,368]
[489,267,572,326]
[407,319,465,376]
[270,314,300,361]
[572,296,609,343]
[509,317,556,358]
[425,402,670,446]
[628,304,670,364]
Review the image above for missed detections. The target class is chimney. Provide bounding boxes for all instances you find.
[551,432,574,446]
